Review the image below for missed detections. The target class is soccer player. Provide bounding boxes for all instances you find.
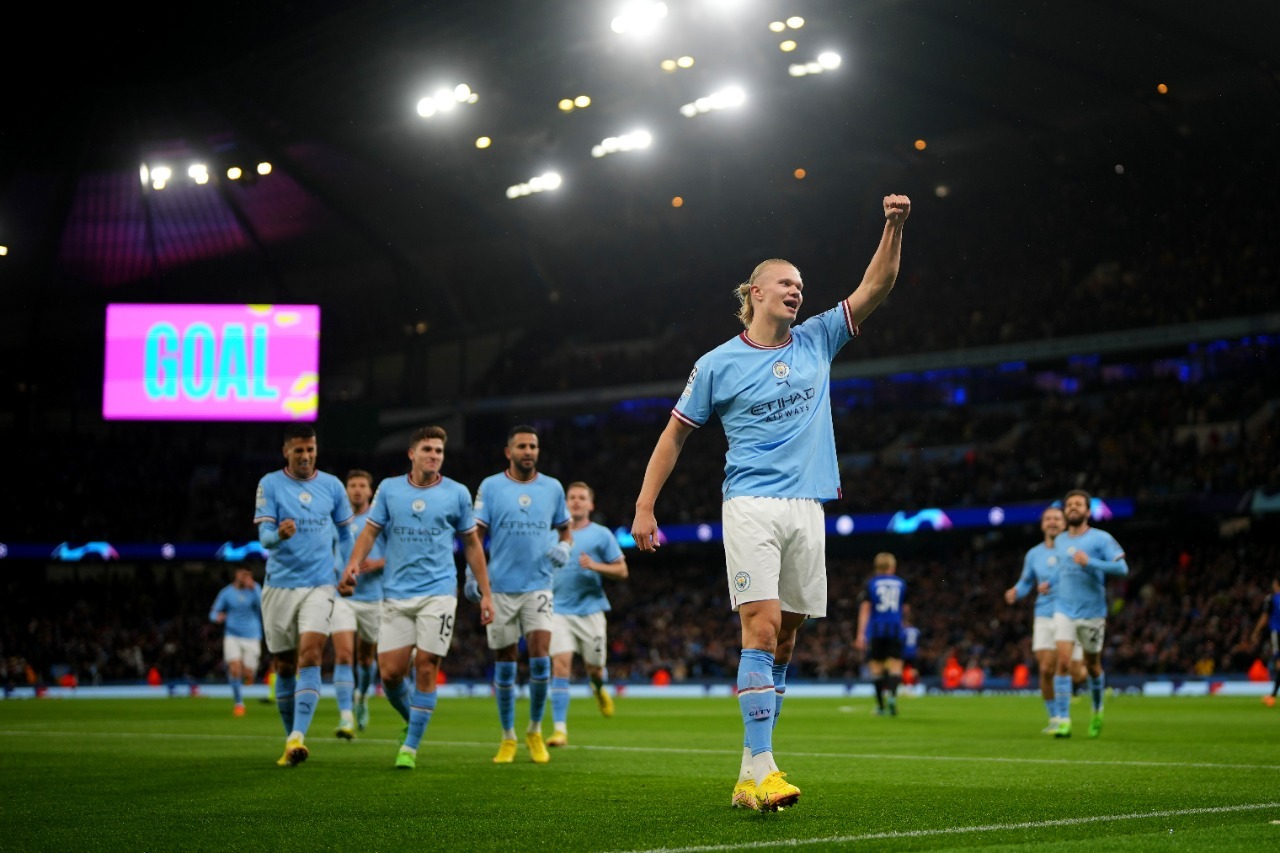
[330,469,386,737]
[208,566,263,717]
[855,552,909,717]
[254,424,355,766]
[631,194,911,812]
[340,426,493,769]
[1004,506,1088,732]
[1049,489,1128,739]
[546,481,628,747]
[472,425,572,764]
[1250,578,1280,706]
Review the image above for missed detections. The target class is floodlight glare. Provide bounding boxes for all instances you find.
[475,136,492,149]
[769,21,786,32]
[189,164,210,185]
[780,40,797,52]
[227,166,243,180]
[506,171,562,199]
[660,59,677,72]
[559,98,575,111]
[0,246,7,256]
[818,51,841,69]
[676,55,694,68]
[151,165,173,182]
[417,98,437,117]
[574,95,591,108]
[139,164,149,187]
[681,87,745,117]
[257,162,272,176]
[454,84,472,101]
[611,1,668,35]
[786,16,805,28]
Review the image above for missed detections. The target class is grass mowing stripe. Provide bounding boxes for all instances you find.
[613,802,1280,853]
[3,729,1277,773]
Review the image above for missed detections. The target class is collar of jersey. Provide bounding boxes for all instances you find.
[739,330,792,350]
[406,473,444,489]
[281,467,318,482]
[504,470,539,483]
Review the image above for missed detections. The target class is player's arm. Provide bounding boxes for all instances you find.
[461,528,495,626]
[1006,556,1036,604]
[844,195,910,327]
[582,554,628,580]
[855,599,871,651]
[339,522,381,594]
[209,590,227,624]
[632,417,695,552]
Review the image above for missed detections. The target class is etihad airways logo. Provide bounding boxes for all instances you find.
[750,387,815,419]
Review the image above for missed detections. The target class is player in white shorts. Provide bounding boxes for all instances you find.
[470,425,572,765]
[633,193,912,812]
[208,566,263,717]
[546,481,628,746]
[341,426,493,770]
[1005,506,1087,732]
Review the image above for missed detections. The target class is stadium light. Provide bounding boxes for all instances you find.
[226,166,243,180]
[591,129,653,158]
[789,52,841,77]
[611,2,667,35]
[256,162,272,176]
[417,83,479,118]
[678,86,745,117]
[188,164,210,185]
[506,171,563,199]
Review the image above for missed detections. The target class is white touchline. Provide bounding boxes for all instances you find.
[611,802,1280,853]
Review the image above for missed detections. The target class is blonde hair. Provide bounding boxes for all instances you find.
[734,258,797,328]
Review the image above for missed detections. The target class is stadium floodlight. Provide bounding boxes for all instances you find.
[506,171,563,199]
[226,166,243,180]
[417,83,479,119]
[786,16,805,29]
[256,162,272,176]
[769,21,786,32]
[679,86,745,117]
[0,246,8,256]
[188,163,209,185]
[780,40,797,52]
[591,130,653,158]
[475,136,492,149]
[611,1,668,35]
[789,52,841,77]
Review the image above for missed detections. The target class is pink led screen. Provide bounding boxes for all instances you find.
[103,304,320,421]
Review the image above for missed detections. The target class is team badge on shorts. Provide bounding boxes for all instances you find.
[772,361,790,380]
[412,499,426,513]
[298,491,312,505]
[733,571,751,592]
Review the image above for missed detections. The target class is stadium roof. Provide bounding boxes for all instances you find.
[2,0,1275,400]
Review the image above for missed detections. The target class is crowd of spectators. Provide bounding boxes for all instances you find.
[5,521,1277,691]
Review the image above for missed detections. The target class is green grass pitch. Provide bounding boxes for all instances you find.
[2,692,1278,851]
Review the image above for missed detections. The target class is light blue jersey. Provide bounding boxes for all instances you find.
[864,574,907,639]
[254,469,354,588]
[1054,526,1127,620]
[209,583,263,640]
[340,510,386,603]
[1013,542,1065,618]
[474,471,570,594]
[367,474,476,600]
[673,302,856,501]
[552,521,624,616]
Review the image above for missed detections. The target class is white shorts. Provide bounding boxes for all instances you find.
[550,611,607,667]
[380,595,459,657]
[722,496,827,616]
[331,597,381,643]
[1053,613,1106,655]
[1033,617,1083,658]
[262,585,334,654]
[487,590,555,650]
[223,635,262,672]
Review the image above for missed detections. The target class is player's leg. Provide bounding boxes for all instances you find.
[1051,613,1075,737]
[396,595,457,768]
[524,628,552,763]
[1079,619,1107,737]
[584,612,614,717]
[353,602,380,730]
[284,585,335,762]
[548,635,574,747]
[261,585,303,763]
[1034,648,1057,731]
[488,595,521,763]
[330,627,357,739]
[377,600,416,730]
[885,657,904,715]
[225,644,245,715]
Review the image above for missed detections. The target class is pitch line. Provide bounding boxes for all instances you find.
[1,728,1278,774]
[611,802,1280,853]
